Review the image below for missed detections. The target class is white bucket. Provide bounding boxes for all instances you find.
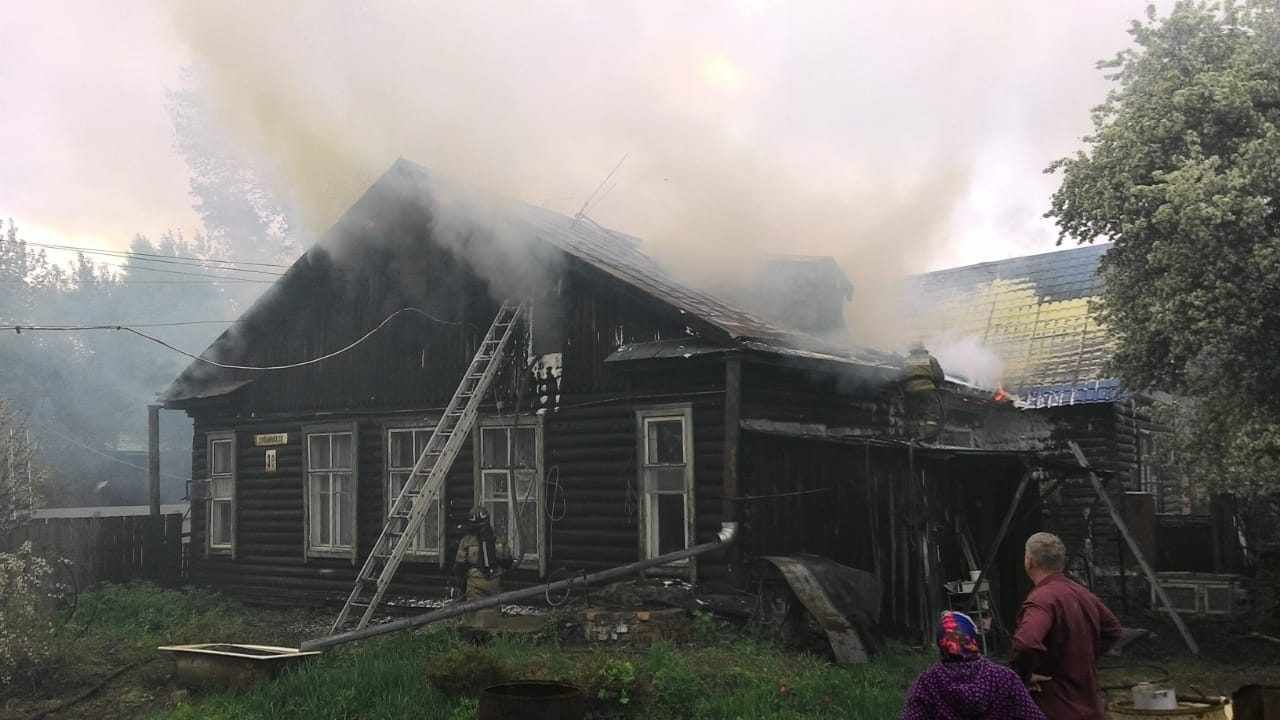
[1132,683,1179,710]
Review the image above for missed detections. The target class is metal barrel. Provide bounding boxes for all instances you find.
[478,681,584,720]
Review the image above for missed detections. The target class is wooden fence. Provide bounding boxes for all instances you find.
[3,513,187,588]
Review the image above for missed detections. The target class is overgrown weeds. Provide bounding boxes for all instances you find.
[154,627,928,720]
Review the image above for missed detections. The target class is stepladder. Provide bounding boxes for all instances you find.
[329,300,526,634]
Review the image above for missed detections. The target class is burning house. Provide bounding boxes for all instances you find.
[159,159,1038,642]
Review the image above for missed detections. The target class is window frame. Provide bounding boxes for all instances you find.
[303,422,359,562]
[635,404,696,576]
[206,431,236,558]
[383,419,446,565]
[472,415,545,575]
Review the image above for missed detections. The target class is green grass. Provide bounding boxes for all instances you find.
[68,581,247,660]
[150,629,930,720]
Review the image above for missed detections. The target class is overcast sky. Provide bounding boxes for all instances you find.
[2,1,1171,277]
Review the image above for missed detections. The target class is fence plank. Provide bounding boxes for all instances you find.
[3,513,187,587]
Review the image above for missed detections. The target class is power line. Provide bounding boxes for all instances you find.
[2,307,467,371]
[120,264,277,283]
[9,320,239,328]
[0,279,267,285]
[37,422,191,484]
[13,239,295,270]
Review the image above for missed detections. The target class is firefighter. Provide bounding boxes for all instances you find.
[453,506,512,627]
[903,341,945,439]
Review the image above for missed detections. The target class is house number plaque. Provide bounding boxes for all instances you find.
[254,433,288,446]
[265,449,277,473]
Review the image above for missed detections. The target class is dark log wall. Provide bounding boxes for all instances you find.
[740,433,1034,635]
[187,357,729,603]
[740,362,898,433]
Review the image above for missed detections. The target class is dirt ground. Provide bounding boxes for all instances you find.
[5,606,1280,719]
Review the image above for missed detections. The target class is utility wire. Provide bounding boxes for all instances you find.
[37,422,191,484]
[3,307,465,371]
[10,320,238,328]
[0,279,267,285]
[110,264,277,283]
[10,239,295,270]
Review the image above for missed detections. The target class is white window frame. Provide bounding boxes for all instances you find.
[304,423,358,561]
[206,431,236,557]
[636,405,695,573]
[473,416,544,575]
[385,421,445,564]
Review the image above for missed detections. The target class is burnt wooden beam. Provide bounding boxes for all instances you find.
[1067,440,1199,656]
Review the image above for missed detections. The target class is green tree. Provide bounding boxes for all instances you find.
[1046,0,1280,494]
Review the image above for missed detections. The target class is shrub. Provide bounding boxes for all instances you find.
[577,653,651,718]
[0,542,59,689]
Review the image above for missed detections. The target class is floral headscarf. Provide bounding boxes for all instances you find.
[936,611,981,662]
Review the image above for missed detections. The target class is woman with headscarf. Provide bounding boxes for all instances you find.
[900,611,1046,720]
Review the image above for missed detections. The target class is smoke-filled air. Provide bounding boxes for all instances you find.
[168,0,1160,350]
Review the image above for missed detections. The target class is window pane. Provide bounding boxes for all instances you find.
[413,429,432,459]
[647,419,685,464]
[212,500,232,546]
[211,439,233,475]
[389,431,414,469]
[332,434,353,470]
[489,502,509,540]
[482,470,509,499]
[481,428,508,468]
[309,435,330,471]
[649,467,685,493]
[336,473,353,548]
[311,479,329,547]
[516,493,538,559]
[420,499,440,552]
[212,476,233,499]
[514,427,536,468]
[656,494,686,555]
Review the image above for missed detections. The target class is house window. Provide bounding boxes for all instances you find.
[475,420,542,568]
[207,432,235,554]
[636,406,695,561]
[386,426,443,560]
[306,427,356,558]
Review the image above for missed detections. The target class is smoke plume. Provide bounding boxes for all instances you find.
[168,1,1161,350]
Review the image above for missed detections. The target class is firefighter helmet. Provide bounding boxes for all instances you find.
[467,506,490,526]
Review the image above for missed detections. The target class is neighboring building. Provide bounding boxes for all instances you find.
[158,159,1033,634]
[909,245,1191,585]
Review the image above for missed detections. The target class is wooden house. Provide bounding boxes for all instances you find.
[908,246,1190,589]
[159,159,1035,636]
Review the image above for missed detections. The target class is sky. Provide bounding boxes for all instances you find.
[1,1,1173,278]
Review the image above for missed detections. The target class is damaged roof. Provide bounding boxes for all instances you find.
[161,159,898,403]
[907,244,1124,407]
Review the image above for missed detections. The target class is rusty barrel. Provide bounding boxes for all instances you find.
[478,681,584,720]
[1107,695,1232,719]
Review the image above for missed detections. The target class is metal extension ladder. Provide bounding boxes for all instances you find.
[330,301,526,634]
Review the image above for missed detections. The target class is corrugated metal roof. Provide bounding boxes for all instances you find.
[908,244,1120,403]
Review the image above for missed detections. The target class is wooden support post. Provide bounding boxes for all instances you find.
[722,357,742,523]
[146,404,161,579]
[1067,440,1199,656]
[971,466,1032,619]
[148,404,161,519]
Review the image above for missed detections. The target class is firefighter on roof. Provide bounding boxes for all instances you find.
[903,341,945,439]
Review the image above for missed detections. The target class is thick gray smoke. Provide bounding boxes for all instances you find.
[169,0,1166,350]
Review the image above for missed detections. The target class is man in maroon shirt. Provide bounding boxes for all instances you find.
[1011,532,1123,720]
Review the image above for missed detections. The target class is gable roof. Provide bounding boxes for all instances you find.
[908,244,1124,407]
[160,160,897,403]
